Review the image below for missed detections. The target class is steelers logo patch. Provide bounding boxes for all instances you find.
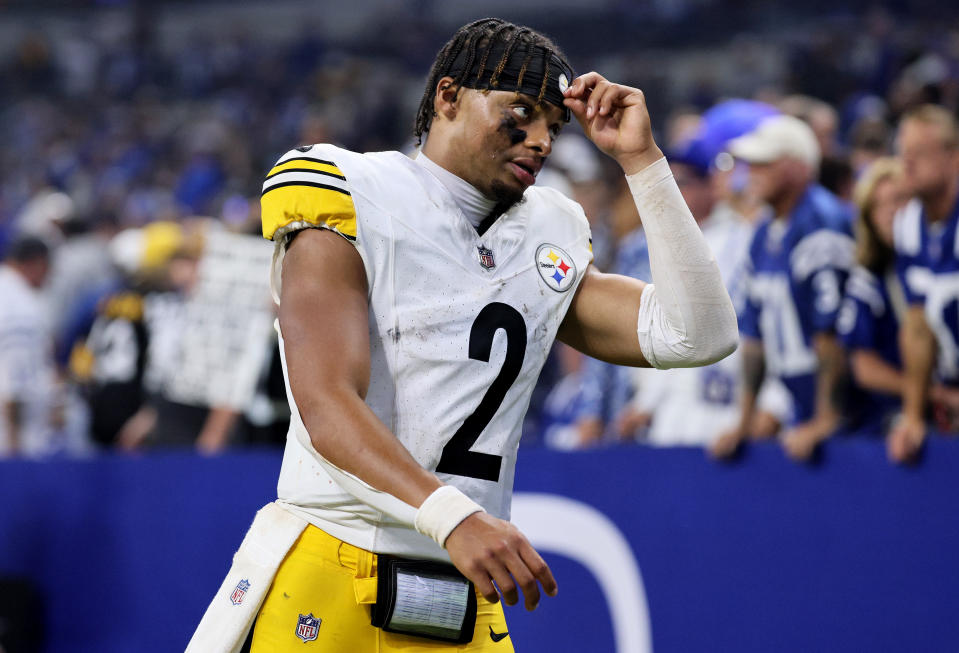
[535,244,577,293]
[558,73,569,94]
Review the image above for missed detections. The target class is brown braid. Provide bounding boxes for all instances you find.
[537,49,551,105]
[515,45,534,91]
[491,27,529,87]
[413,18,569,145]
[474,22,512,84]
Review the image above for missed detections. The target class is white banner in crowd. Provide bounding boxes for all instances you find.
[166,231,275,410]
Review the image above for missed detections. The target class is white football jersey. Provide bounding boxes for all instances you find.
[261,144,593,561]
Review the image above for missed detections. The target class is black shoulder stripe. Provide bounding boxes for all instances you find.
[261,181,353,198]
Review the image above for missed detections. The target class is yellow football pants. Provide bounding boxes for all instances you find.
[250,524,514,652]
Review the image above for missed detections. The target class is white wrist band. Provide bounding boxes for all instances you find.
[414,485,485,548]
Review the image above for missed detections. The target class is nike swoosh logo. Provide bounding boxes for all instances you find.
[489,625,509,643]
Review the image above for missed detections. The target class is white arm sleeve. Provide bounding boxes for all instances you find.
[628,157,739,369]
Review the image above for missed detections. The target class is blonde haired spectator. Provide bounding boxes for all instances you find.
[836,158,908,435]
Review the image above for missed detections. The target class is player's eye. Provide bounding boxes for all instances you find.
[549,125,561,141]
[512,105,530,120]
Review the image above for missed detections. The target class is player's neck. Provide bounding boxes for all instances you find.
[414,151,496,229]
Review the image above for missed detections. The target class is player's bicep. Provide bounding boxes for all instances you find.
[557,265,650,366]
[279,228,371,399]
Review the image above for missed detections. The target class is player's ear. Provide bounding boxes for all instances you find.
[433,76,461,122]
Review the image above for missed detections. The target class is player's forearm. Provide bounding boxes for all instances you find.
[627,157,739,368]
[294,381,443,511]
[850,350,904,397]
[293,381,486,548]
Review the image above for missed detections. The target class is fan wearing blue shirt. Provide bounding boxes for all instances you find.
[713,115,854,462]
[836,158,908,435]
[889,105,959,463]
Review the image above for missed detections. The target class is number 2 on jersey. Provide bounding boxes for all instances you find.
[436,303,526,482]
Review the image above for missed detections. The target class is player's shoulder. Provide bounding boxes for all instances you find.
[523,185,593,261]
[526,184,586,216]
[261,144,418,244]
[523,185,591,235]
[892,198,924,257]
[267,143,413,192]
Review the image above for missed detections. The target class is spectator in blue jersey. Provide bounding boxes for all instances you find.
[836,158,908,435]
[712,115,855,462]
[888,105,959,463]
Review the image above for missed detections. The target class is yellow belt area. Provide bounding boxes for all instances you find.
[297,524,380,605]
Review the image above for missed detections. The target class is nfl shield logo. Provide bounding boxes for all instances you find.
[295,613,321,642]
[478,245,496,270]
[230,579,250,606]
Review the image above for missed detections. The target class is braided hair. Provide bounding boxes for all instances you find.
[413,18,571,145]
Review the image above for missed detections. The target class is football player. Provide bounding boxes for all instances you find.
[190,18,738,652]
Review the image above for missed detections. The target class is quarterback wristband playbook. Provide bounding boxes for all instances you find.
[371,556,478,643]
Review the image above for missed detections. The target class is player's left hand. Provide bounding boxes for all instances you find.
[563,72,664,175]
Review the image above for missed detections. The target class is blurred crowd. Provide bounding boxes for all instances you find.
[2,4,959,463]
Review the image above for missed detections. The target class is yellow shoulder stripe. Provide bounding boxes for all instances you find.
[267,158,344,180]
[261,184,357,241]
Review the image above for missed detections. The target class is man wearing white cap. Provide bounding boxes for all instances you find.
[712,115,855,461]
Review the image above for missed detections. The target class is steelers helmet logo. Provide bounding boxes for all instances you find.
[558,73,569,94]
[535,244,576,293]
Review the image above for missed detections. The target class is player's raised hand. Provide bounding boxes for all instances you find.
[445,512,557,612]
[563,72,664,175]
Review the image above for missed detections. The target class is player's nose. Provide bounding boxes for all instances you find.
[525,118,553,156]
